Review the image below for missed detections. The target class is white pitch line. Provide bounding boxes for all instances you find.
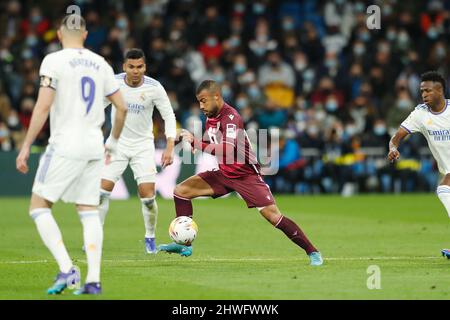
[0,256,444,265]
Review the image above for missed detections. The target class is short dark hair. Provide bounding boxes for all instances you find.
[421,71,447,93]
[124,48,146,62]
[61,14,86,31]
[196,80,221,95]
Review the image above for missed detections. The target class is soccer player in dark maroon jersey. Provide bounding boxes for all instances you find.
[159,80,323,265]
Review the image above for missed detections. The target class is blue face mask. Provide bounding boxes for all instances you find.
[234,63,246,74]
[229,37,241,48]
[436,46,446,58]
[234,3,245,13]
[303,69,314,81]
[427,27,438,39]
[253,3,266,14]
[397,99,410,109]
[117,18,128,30]
[214,73,224,83]
[326,100,338,112]
[31,15,42,24]
[353,45,365,56]
[252,46,266,56]
[26,35,38,47]
[236,98,248,109]
[325,59,337,69]
[374,126,386,136]
[248,86,261,99]
[22,49,33,59]
[359,32,370,42]
[222,86,232,99]
[0,128,9,138]
[386,31,397,41]
[206,38,218,47]
[282,21,294,31]
[345,126,357,136]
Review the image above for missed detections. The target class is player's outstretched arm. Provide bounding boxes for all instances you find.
[16,87,55,174]
[388,127,409,163]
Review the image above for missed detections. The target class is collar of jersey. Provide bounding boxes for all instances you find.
[123,76,144,88]
[428,99,448,115]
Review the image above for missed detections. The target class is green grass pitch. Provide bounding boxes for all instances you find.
[0,194,449,300]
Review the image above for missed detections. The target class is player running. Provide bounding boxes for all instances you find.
[388,71,450,259]
[98,48,176,254]
[15,14,127,294]
[159,80,323,266]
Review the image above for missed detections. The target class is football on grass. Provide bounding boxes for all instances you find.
[169,216,198,245]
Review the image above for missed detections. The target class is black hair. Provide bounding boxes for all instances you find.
[196,80,221,95]
[124,48,146,62]
[421,71,447,93]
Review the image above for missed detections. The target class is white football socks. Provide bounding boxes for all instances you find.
[79,210,103,284]
[98,189,111,226]
[437,185,450,218]
[141,196,158,238]
[30,208,73,273]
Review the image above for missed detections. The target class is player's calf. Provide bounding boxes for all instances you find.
[259,205,322,264]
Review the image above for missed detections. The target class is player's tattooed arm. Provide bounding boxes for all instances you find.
[388,127,409,162]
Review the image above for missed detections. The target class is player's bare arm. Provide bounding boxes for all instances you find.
[161,137,175,168]
[107,89,127,140]
[16,86,55,174]
[105,89,127,161]
[388,127,409,162]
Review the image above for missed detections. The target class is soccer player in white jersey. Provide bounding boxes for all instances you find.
[388,71,450,259]
[15,14,128,295]
[99,48,176,253]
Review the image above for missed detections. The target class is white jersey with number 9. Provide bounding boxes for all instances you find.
[39,48,119,160]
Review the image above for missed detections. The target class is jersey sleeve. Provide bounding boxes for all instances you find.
[400,109,422,134]
[221,112,242,147]
[154,82,177,139]
[39,54,58,90]
[103,63,120,97]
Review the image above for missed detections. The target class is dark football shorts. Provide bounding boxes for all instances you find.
[198,169,275,208]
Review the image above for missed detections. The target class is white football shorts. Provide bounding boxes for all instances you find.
[32,146,102,206]
[101,144,156,185]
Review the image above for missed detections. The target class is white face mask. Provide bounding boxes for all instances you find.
[8,115,19,127]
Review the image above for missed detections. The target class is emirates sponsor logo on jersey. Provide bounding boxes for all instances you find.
[427,128,450,141]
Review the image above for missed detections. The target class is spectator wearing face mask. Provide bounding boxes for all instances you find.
[20,6,50,37]
[6,109,24,149]
[420,0,446,41]
[0,120,12,151]
[362,119,390,151]
[310,76,345,114]
[257,49,296,108]
[386,88,415,131]
[198,34,223,63]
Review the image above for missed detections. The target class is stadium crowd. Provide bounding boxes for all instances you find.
[1,0,450,194]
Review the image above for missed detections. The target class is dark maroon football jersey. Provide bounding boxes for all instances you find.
[204,103,260,178]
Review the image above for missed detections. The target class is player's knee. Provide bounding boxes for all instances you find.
[174,183,190,199]
[258,206,282,226]
[99,189,111,204]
